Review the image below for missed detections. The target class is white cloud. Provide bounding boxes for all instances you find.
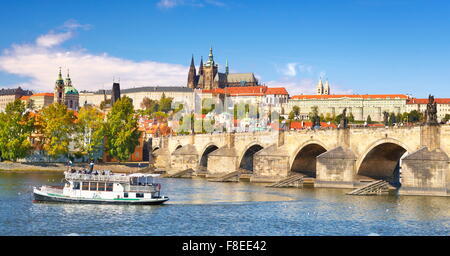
[156,0,225,9]
[157,0,179,8]
[36,32,73,48]
[0,21,188,93]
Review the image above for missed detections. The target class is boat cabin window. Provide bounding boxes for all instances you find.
[82,182,89,190]
[136,193,144,198]
[130,176,153,186]
[106,183,114,192]
[89,182,97,191]
[124,192,128,198]
[73,182,80,190]
[98,182,106,191]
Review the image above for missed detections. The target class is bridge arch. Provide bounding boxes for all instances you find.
[199,143,219,169]
[356,138,411,186]
[238,143,264,172]
[290,140,329,178]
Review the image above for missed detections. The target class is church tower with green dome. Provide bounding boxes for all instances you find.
[53,68,79,111]
[63,70,79,111]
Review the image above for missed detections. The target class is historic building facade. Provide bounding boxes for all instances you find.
[187,48,258,90]
[0,87,32,112]
[54,69,79,111]
[287,94,409,122]
[406,98,450,122]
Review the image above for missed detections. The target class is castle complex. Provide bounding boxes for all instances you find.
[187,48,258,89]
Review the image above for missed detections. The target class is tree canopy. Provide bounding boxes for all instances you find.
[104,96,141,161]
[39,103,77,158]
[0,100,34,161]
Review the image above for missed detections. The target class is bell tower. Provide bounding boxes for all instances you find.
[54,67,65,104]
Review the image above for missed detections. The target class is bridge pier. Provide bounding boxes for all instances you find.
[252,144,290,183]
[206,146,239,178]
[169,144,199,175]
[399,147,449,196]
[315,147,357,188]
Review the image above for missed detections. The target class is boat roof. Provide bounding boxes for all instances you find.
[129,173,160,178]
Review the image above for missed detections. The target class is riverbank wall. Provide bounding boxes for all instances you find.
[0,162,149,173]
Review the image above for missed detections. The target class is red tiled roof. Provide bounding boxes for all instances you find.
[31,93,54,97]
[266,87,289,95]
[291,94,409,100]
[202,86,289,97]
[407,98,450,104]
[20,96,30,101]
[290,121,337,129]
[225,86,268,96]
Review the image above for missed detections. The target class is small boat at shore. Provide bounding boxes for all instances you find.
[33,170,169,205]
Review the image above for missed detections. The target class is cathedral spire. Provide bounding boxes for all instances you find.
[190,54,195,67]
[199,56,204,76]
[187,55,197,89]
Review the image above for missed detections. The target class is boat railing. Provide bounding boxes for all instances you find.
[64,172,130,183]
[128,185,157,193]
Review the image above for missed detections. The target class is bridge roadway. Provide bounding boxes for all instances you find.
[151,124,450,196]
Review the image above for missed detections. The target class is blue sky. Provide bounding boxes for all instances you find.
[0,0,449,97]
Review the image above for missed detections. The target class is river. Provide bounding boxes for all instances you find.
[0,171,448,236]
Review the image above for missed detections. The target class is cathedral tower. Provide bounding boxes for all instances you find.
[316,78,324,95]
[202,47,218,90]
[324,79,330,95]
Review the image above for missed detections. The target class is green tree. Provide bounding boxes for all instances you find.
[388,113,396,126]
[348,113,355,123]
[40,103,77,158]
[158,93,173,113]
[104,96,141,162]
[75,106,105,160]
[407,110,423,123]
[100,99,111,110]
[140,97,159,115]
[292,106,300,117]
[0,100,34,161]
[442,114,450,123]
[288,111,295,121]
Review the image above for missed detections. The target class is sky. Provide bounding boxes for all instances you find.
[0,0,449,97]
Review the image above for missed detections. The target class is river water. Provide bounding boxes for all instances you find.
[0,171,448,236]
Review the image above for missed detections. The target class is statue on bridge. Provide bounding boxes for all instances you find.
[339,108,349,129]
[383,111,389,126]
[425,94,438,126]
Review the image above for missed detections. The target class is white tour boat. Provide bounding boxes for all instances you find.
[33,170,169,205]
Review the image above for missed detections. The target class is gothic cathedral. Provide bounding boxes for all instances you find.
[187,48,259,89]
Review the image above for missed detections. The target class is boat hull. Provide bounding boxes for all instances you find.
[33,189,169,205]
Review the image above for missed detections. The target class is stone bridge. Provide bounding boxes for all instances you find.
[151,125,450,196]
